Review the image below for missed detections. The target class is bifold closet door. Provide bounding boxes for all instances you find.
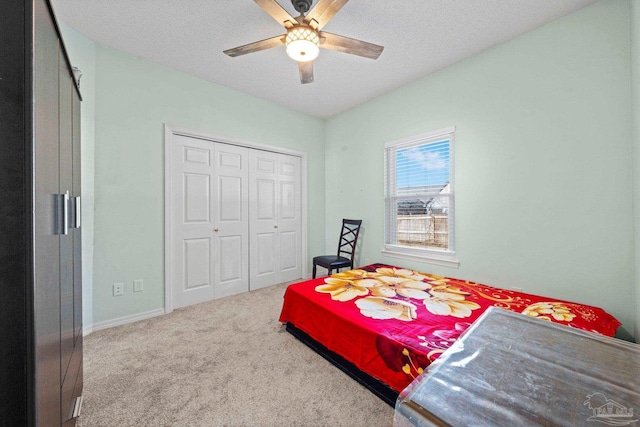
[249,150,302,290]
[171,136,249,309]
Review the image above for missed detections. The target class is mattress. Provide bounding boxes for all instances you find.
[279,263,621,394]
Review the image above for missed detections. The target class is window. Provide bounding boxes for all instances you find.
[383,126,458,267]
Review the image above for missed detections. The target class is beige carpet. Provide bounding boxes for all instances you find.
[78,283,394,426]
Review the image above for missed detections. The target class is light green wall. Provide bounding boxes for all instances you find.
[325,0,635,338]
[89,47,324,323]
[58,22,96,331]
[60,0,637,339]
[632,0,640,341]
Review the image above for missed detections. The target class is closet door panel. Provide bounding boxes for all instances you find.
[279,231,298,271]
[33,0,61,422]
[218,236,243,283]
[254,177,277,280]
[171,136,215,308]
[249,151,279,290]
[184,238,211,290]
[256,179,276,219]
[212,144,249,298]
[184,173,210,222]
[249,151,302,287]
[255,233,276,275]
[276,154,302,283]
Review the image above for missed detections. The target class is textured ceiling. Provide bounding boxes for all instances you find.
[51,0,599,119]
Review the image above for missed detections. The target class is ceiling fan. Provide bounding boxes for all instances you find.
[223,0,384,84]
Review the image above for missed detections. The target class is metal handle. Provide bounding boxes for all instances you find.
[57,192,70,235]
[73,196,81,229]
[213,227,219,232]
[72,395,83,418]
[63,191,70,235]
[274,225,278,228]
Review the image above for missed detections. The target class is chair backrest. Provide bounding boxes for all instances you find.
[337,219,362,262]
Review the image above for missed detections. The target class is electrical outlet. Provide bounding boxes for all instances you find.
[133,279,143,292]
[113,283,124,296]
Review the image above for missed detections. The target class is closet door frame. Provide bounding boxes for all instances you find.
[163,124,308,314]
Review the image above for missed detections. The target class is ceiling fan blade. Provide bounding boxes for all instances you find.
[223,35,285,57]
[254,0,297,28]
[319,32,384,60]
[304,0,348,30]
[298,61,314,84]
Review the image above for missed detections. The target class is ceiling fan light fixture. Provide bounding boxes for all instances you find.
[285,26,320,62]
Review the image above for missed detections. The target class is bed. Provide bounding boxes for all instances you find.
[278,263,621,406]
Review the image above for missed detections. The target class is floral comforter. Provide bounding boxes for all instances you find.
[278,263,621,393]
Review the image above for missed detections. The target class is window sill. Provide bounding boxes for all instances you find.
[381,247,459,269]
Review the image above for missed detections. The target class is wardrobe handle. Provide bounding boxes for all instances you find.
[73,196,81,229]
[274,225,278,229]
[72,395,83,418]
[63,191,70,235]
[57,191,70,235]
[213,228,219,232]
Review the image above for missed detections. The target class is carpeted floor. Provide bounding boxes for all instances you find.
[78,283,394,426]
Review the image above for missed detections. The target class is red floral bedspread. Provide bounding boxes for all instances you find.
[278,264,621,393]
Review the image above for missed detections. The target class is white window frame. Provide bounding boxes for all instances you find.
[382,126,459,268]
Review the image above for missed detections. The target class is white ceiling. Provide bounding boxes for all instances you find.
[51,0,599,119]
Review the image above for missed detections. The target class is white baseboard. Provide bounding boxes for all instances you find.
[83,308,165,335]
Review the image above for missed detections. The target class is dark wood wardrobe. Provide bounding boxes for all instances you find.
[1,0,83,425]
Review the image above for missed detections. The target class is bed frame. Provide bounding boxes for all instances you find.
[285,322,398,407]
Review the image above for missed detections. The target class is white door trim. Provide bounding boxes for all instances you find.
[163,124,308,314]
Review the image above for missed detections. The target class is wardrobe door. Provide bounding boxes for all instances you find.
[72,89,83,342]
[59,58,83,426]
[1,0,29,423]
[59,50,77,425]
[33,0,61,423]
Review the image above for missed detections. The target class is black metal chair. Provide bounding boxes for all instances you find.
[312,219,362,278]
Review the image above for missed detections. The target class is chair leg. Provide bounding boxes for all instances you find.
[328,268,332,276]
[313,263,317,279]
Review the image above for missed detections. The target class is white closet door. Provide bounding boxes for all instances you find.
[276,154,302,283]
[249,150,279,289]
[249,151,301,289]
[171,136,249,309]
[172,135,216,308]
[213,143,249,298]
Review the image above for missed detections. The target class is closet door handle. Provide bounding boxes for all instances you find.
[213,227,219,232]
[274,225,278,229]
